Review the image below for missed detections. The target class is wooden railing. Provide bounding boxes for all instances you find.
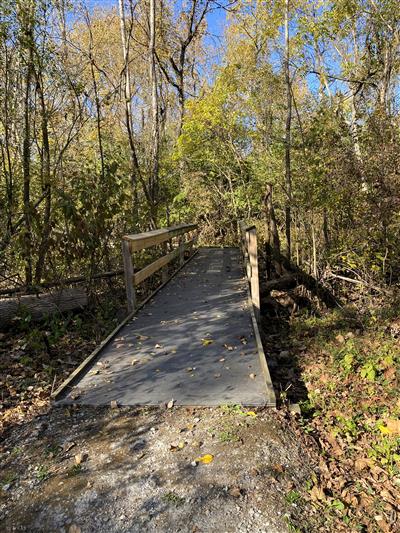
[239,222,260,322]
[122,223,198,312]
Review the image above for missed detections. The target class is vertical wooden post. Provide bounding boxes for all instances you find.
[245,231,251,280]
[122,239,135,313]
[179,236,185,266]
[247,227,260,322]
[161,242,168,283]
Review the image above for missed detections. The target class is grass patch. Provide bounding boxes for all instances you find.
[162,491,185,507]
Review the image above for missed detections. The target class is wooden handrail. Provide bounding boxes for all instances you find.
[122,223,198,312]
[239,221,260,322]
[123,223,197,252]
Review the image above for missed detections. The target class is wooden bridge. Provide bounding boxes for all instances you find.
[53,223,275,407]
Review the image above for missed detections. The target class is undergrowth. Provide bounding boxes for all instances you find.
[290,304,400,532]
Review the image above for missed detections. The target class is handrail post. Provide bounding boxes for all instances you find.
[161,242,169,283]
[247,226,260,323]
[122,240,136,313]
[179,236,185,266]
[121,223,198,313]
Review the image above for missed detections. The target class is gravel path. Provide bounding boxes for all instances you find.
[1,405,312,532]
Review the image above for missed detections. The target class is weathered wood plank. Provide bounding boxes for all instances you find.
[123,223,197,252]
[161,243,169,284]
[133,248,180,286]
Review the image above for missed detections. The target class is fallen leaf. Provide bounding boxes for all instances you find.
[310,484,326,502]
[136,335,149,341]
[383,367,396,381]
[246,411,257,417]
[195,454,214,464]
[223,344,234,351]
[378,424,390,435]
[62,441,76,453]
[354,457,373,471]
[385,419,400,435]
[229,486,242,498]
[201,339,214,346]
[170,441,185,452]
[75,452,87,465]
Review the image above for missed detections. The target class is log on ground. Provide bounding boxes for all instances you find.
[0,288,88,330]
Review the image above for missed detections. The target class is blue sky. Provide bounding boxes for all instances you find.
[83,1,337,97]
[87,0,228,51]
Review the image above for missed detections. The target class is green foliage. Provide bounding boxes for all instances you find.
[286,490,301,504]
[368,436,400,475]
[67,464,83,477]
[162,491,185,507]
[36,465,49,482]
[218,428,239,443]
[1,472,17,487]
[334,340,360,375]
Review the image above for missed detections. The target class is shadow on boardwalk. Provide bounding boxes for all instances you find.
[57,248,271,407]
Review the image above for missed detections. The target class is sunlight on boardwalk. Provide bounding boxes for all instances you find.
[58,248,273,406]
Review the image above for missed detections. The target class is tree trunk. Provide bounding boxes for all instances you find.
[118,0,140,227]
[311,218,317,279]
[149,0,160,226]
[2,46,14,236]
[284,0,292,262]
[20,2,35,286]
[0,288,88,330]
[85,9,105,182]
[265,183,282,277]
[34,69,52,284]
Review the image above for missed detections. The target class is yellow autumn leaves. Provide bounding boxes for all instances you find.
[195,454,214,464]
[378,419,400,436]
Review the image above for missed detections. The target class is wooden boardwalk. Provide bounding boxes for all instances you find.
[54,247,275,407]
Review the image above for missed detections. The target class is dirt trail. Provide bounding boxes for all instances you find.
[1,405,313,532]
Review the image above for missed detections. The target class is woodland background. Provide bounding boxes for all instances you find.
[1,0,399,291]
